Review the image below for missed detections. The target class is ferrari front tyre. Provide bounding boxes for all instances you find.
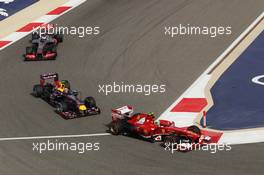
[187,125,201,135]
[33,85,43,97]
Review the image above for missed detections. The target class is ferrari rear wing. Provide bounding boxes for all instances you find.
[111,105,133,121]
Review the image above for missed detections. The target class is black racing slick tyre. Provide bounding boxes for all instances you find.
[32,33,39,40]
[84,96,96,108]
[33,85,43,97]
[177,136,192,144]
[187,125,201,135]
[32,44,38,52]
[163,135,177,147]
[163,135,193,152]
[51,44,57,53]
[97,107,101,114]
[110,122,123,135]
[26,47,33,54]
[55,34,63,43]
[56,102,68,113]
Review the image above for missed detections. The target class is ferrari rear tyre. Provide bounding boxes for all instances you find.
[164,135,177,146]
[110,122,122,135]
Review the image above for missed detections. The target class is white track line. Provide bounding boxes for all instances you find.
[0,133,111,141]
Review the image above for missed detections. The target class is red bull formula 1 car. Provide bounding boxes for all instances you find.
[24,25,63,61]
[32,73,100,119]
[110,106,212,150]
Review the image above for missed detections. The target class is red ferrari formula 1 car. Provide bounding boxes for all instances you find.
[110,106,212,149]
[24,24,63,61]
[32,73,100,119]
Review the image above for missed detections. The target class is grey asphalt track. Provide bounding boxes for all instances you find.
[0,0,263,174]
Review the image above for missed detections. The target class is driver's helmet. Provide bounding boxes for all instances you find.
[61,80,70,93]
[60,80,70,89]
[57,81,65,93]
[40,35,47,42]
[61,80,67,86]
